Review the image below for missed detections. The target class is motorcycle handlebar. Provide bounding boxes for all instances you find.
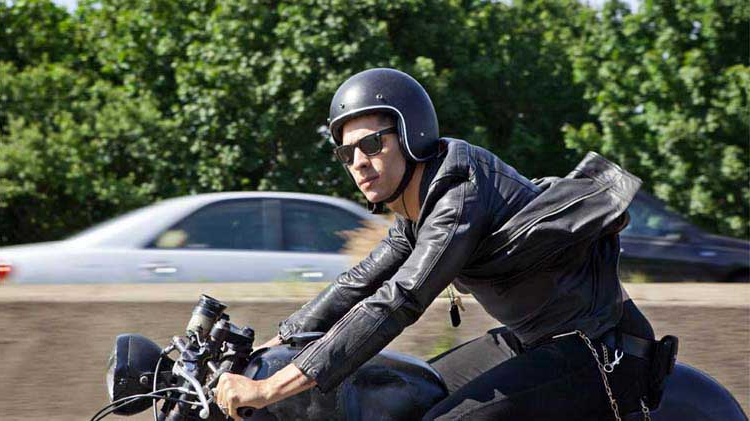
[237,407,254,418]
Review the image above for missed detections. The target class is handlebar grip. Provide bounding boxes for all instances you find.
[237,407,254,418]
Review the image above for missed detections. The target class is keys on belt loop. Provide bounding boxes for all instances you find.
[447,285,464,327]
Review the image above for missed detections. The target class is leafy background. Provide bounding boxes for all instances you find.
[0,0,747,245]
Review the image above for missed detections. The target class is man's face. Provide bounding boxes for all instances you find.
[341,114,406,204]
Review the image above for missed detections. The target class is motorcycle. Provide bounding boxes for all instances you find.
[93,294,747,420]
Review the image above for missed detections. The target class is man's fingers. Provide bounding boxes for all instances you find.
[213,373,252,419]
[213,386,221,406]
[228,401,239,420]
[214,373,227,403]
[226,388,239,419]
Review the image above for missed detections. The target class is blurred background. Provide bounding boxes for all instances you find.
[0,0,748,419]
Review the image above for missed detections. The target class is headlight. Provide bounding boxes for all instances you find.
[106,334,171,416]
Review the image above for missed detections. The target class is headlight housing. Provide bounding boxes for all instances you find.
[106,334,172,415]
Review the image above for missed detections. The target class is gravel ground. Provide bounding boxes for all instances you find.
[0,283,746,420]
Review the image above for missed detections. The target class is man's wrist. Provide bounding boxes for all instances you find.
[258,363,317,407]
[257,378,275,405]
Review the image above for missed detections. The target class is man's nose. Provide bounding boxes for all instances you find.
[351,146,371,170]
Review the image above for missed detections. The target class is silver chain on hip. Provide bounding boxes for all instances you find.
[570,330,651,421]
[575,330,622,421]
[601,343,609,365]
[640,398,652,421]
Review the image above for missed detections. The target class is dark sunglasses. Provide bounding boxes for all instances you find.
[334,126,398,165]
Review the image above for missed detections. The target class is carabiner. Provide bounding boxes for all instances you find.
[603,349,624,373]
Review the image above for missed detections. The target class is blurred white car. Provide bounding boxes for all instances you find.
[0,192,383,284]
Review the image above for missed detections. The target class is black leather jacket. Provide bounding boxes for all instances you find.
[279,138,642,392]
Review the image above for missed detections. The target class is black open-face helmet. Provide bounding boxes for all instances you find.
[328,68,440,213]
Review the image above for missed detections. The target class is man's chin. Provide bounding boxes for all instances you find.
[362,189,387,203]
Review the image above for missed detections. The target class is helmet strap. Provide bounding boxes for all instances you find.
[401,192,412,221]
[368,200,385,214]
[366,160,415,214]
[382,160,415,204]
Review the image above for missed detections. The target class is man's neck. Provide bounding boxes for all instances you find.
[387,163,425,221]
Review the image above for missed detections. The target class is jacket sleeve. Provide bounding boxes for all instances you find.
[290,179,487,391]
[278,217,413,341]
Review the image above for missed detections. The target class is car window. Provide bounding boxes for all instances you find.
[622,198,688,237]
[282,200,363,253]
[151,200,267,250]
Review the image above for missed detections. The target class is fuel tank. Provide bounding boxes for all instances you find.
[240,338,746,421]
[242,341,448,420]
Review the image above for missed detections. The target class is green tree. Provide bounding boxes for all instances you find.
[0,63,179,244]
[439,0,596,176]
[564,0,749,237]
[10,0,743,246]
[0,0,627,244]
[75,0,594,195]
[0,0,76,68]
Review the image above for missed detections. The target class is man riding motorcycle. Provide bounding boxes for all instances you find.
[213,68,659,420]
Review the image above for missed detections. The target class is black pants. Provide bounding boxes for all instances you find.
[423,300,654,420]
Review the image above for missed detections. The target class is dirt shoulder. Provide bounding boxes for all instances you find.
[1,282,747,307]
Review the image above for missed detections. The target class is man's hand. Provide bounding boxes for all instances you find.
[213,364,317,419]
[213,373,269,419]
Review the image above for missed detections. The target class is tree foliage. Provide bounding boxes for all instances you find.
[0,63,178,242]
[0,0,747,245]
[564,0,749,236]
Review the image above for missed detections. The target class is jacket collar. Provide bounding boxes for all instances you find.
[418,137,472,207]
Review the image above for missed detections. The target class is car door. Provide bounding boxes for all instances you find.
[619,196,713,281]
[275,198,366,282]
[134,198,293,282]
